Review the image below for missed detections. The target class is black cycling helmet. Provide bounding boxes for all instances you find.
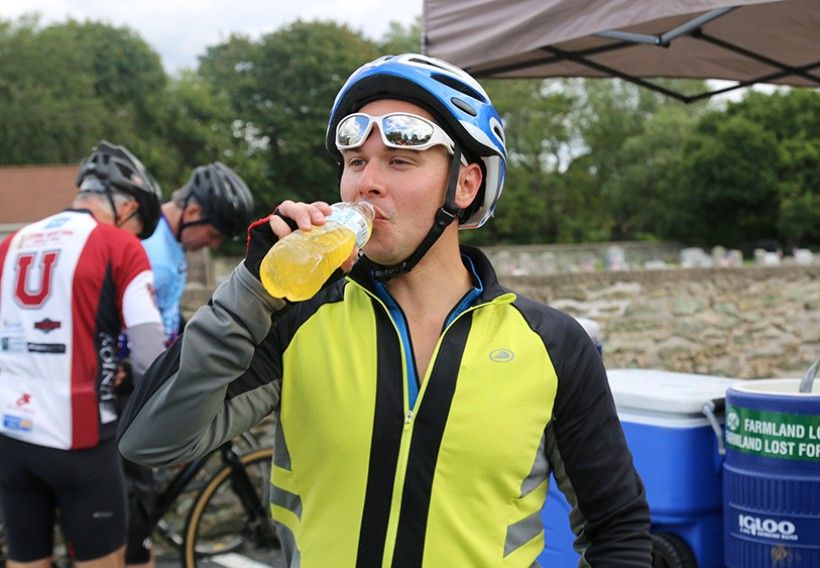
[179,162,255,239]
[76,140,162,239]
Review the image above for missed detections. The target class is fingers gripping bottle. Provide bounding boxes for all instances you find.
[259,201,374,301]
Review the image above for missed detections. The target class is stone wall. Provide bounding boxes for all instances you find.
[502,264,820,380]
[481,241,683,274]
[186,256,820,381]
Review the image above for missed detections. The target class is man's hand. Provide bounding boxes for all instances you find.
[244,200,359,282]
[270,200,331,237]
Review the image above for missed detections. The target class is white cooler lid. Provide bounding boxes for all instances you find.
[607,368,739,415]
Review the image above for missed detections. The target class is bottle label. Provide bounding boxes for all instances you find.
[328,206,371,247]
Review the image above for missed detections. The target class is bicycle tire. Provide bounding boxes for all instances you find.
[182,447,278,567]
[154,430,263,550]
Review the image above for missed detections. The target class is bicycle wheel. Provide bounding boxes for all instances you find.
[182,448,278,567]
[155,431,263,550]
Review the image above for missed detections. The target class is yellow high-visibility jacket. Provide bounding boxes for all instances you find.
[120,246,650,567]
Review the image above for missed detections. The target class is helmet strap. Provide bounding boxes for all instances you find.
[366,148,464,281]
[175,194,210,241]
[117,208,141,230]
[102,187,121,227]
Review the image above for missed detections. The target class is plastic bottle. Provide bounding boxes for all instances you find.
[259,201,375,301]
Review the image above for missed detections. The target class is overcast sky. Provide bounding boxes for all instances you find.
[0,0,423,73]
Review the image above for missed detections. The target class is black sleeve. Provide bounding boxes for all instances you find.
[532,304,652,566]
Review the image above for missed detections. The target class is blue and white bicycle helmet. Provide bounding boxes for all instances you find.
[326,53,506,230]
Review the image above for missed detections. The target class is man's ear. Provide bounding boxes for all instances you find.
[455,162,483,210]
[119,199,140,219]
[183,201,203,222]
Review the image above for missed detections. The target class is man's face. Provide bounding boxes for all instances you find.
[180,204,224,251]
[116,200,144,238]
[338,99,452,267]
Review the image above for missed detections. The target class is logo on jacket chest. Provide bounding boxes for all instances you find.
[489,348,515,362]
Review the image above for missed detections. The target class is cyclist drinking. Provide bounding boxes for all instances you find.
[120,54,651,567]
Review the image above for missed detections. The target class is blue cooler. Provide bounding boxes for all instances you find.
[723,378,820,567]
[540,369,737,567]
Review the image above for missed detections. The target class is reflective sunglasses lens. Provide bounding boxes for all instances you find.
[382,115,434,147]
[337,115,371,148]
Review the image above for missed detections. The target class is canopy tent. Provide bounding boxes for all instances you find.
[423,0,820,102]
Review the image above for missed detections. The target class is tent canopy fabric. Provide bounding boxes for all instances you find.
[423,0,820,102]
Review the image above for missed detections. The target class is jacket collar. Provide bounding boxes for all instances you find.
[348,245,508,304]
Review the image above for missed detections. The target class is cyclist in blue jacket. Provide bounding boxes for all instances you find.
[142,162,255,345]
[120,162,253,568]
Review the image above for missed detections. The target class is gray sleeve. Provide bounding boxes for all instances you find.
[124,321,165,379]
[119,263,286,467]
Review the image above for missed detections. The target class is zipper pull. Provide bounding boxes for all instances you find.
[405,410,413,425]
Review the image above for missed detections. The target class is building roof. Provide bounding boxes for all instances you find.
[0,164,77,230]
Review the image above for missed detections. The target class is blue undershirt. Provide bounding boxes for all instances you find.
[141,215,187,344]
[372,254,484,409]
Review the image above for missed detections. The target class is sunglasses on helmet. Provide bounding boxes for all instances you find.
[336,112,468,164]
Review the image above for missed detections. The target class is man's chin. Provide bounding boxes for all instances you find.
[361,251,403,268]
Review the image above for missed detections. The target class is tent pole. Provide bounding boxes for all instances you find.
[686,61,820,102]
[693,30,820,85]
[471,42,634,77]
[659,7,735,44]
[542,46,690,102]
[594,7,735,47]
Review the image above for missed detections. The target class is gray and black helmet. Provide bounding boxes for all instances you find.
[182,162,255,238]
[76,140,162,239]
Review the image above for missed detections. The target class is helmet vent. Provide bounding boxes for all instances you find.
[450,97,477,116]
[431,73,487,103]
[407,56,450,71]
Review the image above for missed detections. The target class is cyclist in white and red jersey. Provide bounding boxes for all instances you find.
[0,140,165,568]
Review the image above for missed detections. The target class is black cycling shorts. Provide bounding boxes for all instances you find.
[0,434,127,562]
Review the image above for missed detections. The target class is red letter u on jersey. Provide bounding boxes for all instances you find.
[14,251,60,308]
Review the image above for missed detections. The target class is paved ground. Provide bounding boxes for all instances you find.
[156,548,284,567]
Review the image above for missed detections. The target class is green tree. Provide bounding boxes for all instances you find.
[198,21,378,211]
[732,90,820,246]
[667,89,820,248]
[161,71,255,188]
[0,15,107,164]
[668,113,781,247]
[0,14,174,180]
[378,18,422,53]
[601,104,699,241]
[474,78,580,245]
[470,78,707,245]
[572,79,708,241]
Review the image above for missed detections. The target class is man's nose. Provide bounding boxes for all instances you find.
[357,160,387,199]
